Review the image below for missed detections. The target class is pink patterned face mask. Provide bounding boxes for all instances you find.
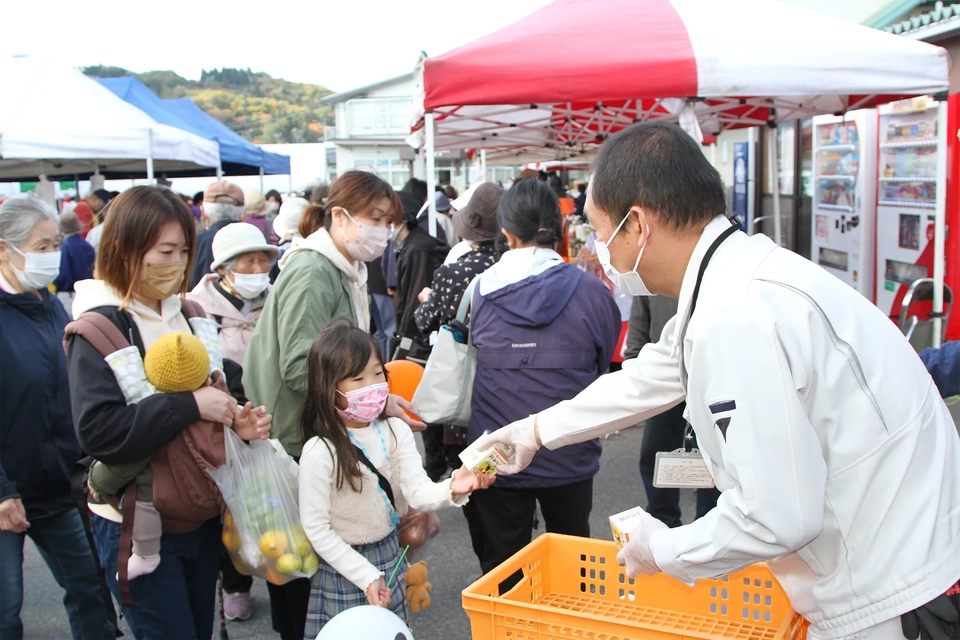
[337,382,389,423]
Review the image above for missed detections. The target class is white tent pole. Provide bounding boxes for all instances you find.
[146,130,155,184]
[259,166,265,192]
[747,128,757,235]
[768,126,783,246]
[932,98,948,347]
[480,149,487,183]
[288,173,293,194]
[217,164,223,179]
[425,112,438,237]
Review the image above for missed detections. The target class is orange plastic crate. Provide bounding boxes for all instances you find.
[463,534,807,640]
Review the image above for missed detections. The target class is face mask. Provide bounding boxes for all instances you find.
[337,382,389,423]
[135,260,186,300]
[268,202,280,213]
[340,210,391,262]
[7,244,61,291]
[229,272,269,299]
[595,213,655,297]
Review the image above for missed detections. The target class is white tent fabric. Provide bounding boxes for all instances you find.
[0,58,220,180]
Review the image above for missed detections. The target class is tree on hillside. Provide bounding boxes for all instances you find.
[82,65,130,78]
[81,65,335,144]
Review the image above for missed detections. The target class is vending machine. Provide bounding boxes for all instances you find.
[874,98,938,323]
[874,95,960,341]
[810,111,878,298]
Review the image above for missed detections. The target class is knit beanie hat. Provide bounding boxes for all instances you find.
[144,333,210,393]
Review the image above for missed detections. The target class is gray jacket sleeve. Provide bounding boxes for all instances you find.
[624,296,652,360]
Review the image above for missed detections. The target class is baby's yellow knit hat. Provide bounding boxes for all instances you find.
[144,333,210,394]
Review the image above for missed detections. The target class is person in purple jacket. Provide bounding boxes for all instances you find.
[467,179,621,578]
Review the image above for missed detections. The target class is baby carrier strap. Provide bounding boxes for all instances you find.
[63,312,132,356]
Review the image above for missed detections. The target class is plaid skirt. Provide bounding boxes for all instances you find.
[304,529,409,639]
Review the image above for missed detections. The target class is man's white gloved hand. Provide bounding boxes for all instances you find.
[472,415,539,475]
[616,508,669,578]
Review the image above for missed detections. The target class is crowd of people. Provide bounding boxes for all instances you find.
[1,121,959,640]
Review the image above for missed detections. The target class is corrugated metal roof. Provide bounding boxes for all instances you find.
[865,0,927,28]
[882,2,960,34]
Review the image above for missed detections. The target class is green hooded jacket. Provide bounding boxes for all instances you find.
[243,244,360,457]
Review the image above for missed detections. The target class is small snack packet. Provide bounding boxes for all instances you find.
[459,438,513,477]
[610,506,647,549]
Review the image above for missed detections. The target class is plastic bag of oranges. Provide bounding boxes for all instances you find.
[209,429,320,585]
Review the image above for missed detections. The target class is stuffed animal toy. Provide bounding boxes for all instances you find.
[404,561,432,613]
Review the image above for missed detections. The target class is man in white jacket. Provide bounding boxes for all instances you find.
[475,123,960,640]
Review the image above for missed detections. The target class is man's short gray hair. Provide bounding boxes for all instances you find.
[0,196,59,249]
[218,257,238,273]
[204,202,244,224]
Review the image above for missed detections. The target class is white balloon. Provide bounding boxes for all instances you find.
[316,605,414,640]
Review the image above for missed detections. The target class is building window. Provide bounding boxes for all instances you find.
[348,98,414,137]
[354,159,409,189]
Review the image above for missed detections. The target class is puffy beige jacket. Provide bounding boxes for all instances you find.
[188,275,266,365]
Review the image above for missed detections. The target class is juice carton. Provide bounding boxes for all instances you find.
[459,440,513,477]
[610,507,647,550]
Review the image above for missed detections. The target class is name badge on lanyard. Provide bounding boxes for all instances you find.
[653,425,716,489]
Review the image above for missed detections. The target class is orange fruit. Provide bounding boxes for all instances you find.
[222,530,242,552]
[265,566,285,585]
[223,510,236,532]
[259,531,288,559]
[276,553,301,574]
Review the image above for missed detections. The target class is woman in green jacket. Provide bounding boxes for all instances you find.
[243,171,422,640]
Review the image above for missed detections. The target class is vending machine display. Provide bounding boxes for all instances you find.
[875,98,941,324]
[810,111,878,298]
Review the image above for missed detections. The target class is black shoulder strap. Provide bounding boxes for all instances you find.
[353,446,396,510]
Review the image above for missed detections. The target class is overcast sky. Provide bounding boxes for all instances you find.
[1,1,880,93]
[1,0,554,91]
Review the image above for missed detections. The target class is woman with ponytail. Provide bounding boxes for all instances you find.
[465,178,621,577]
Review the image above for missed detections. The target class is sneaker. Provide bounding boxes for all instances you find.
[223,591,252,621]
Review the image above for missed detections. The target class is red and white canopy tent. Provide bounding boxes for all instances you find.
[411,0,952,343]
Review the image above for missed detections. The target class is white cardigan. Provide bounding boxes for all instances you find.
[299,418,467,591]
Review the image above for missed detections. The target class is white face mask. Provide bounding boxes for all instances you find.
[340,209,391,263]
[229,272,270,299]
[268,201,280,213]
[595,212,656,297]
[7,244,61,291]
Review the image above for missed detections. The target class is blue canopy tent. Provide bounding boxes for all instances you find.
[162,98,290,175]
[96,77,290,177]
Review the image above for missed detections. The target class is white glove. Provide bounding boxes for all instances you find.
[616,508,669,578]
[472,415,539,475]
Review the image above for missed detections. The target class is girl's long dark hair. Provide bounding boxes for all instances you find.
[299,318,389,491]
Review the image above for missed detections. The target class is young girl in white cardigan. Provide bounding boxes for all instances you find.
[298,319,491,636]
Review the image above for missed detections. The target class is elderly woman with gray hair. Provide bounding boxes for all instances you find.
[0,196,111,639]
[189,222,279,365]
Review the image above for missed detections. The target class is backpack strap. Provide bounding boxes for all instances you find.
[180,298,206,320]
[63,312,132,357]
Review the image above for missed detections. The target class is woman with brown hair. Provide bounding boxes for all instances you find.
[244,170,423,640]
[66,186,271,639]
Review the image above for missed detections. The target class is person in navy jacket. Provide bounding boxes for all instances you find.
[466,179,620,576]
[53,210,95,308]
[0,197,109,639]
[920,341,959,398]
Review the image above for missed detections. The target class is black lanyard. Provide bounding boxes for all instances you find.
[687,220,742,322]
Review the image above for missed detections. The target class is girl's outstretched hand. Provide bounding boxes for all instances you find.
[450,466,496,495]
[231,402,272,440]
[366,576,391,608]
[385,394,427,432]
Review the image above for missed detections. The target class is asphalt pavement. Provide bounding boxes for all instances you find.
[18,425,698,639]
